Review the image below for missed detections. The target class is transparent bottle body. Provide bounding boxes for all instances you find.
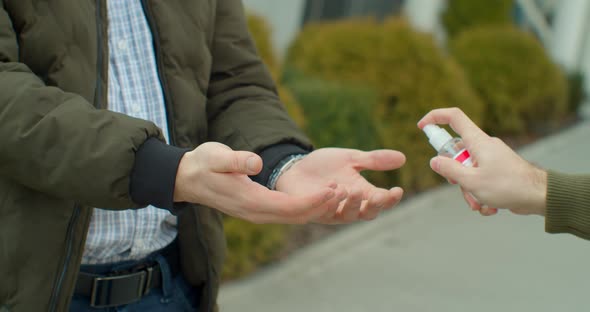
[438,138,473,167]
[438,137,481,204]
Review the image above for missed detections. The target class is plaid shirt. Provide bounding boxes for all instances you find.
[82,0,176,264]
[82,0,305,265]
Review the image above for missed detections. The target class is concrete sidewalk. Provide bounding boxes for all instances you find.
[219,121,590,312]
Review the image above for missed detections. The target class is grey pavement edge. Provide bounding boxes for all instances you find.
[219,121,590,312]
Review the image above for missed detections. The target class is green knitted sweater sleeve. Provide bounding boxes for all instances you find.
[545,171,590,240]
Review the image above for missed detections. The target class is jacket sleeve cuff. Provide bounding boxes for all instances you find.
[130,137,191,212]
[545,171,590,240]
[250,143,311,187]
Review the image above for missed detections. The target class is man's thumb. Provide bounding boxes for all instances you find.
[212,151,263,175]
[430,156,469,184]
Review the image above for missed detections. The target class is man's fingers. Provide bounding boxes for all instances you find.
[460,188,499,216]
[360,187,403,220]
[253,186,337,224]
[352,150,406,171]
[430,156,472,185]
[311,185,348,221]
[462,188,481,211]
[479,207,499,216]
[335,188,364,222]
[367,188,402,210]
[459,188,498,216]
[418,107,488,143]
[211,150,262,175]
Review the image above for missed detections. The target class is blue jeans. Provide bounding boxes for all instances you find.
[70,254,200,312]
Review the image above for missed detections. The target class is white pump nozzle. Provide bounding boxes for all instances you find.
[423,124,453,151]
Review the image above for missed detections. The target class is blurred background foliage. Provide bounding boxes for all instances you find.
[224,4,574,280]
[443,0,514,38]
[286,17,484,193]
[451,25,568,135]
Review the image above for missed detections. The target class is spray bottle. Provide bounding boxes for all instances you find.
[423,124,485,206]
[423,124,473,167]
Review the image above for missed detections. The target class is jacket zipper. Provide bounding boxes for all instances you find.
[47,205,81,312]
[48,1,105,310]
[140,1,214,311]
[139,0,178,144]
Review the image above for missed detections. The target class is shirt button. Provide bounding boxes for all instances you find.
[117,39,128,51]
[130,102,141,114]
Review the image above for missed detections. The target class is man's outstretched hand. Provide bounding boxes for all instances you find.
[275,148,406,224]
[174,142,341,224]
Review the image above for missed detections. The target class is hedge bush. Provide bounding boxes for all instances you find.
[287,18,484,192]
[283,69,380,151]
[451,26,569,136]
[283,69,391,186]
[443,0,514,38]
[222,218,288,279]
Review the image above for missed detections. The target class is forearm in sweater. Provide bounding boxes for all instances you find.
[545,171,590,240]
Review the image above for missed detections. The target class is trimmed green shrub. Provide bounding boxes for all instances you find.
[222,218,288,279]
[284,70,392,186]
[443,0,514,38]
[284,69,380,151]
[451,26,569,136]
[288,19,382,86]
[287,18,484,192]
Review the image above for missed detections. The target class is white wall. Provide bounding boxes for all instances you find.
[550,0,590,118]
[403,0,447,42]
[549,0,590,72]
[242,0,306,59]
[579,27,590,119]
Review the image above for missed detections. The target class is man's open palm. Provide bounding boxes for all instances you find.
[276,148,406,224]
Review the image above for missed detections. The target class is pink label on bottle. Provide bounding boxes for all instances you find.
[453,149,472,166]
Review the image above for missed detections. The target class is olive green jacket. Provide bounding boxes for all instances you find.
[546,172,590,240]
[0,1,310,311]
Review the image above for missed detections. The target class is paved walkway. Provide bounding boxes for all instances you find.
[219,121,590,312]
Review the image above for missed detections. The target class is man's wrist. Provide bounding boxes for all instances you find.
[250,143,311,186]
[267,154,307,190]
[130,137,191,211]
[530,166,548,216]
[173,152,190,203]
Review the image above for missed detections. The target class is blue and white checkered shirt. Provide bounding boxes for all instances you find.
[82,0,305,265]
[82,0,177,264]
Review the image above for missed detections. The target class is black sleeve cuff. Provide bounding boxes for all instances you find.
[250,143,311,186]
[130,137,191,212]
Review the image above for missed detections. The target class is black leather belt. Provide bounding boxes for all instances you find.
[75,241,180,308]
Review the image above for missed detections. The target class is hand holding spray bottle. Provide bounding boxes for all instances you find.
[422,124,486,207]
[422,124,473,167]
